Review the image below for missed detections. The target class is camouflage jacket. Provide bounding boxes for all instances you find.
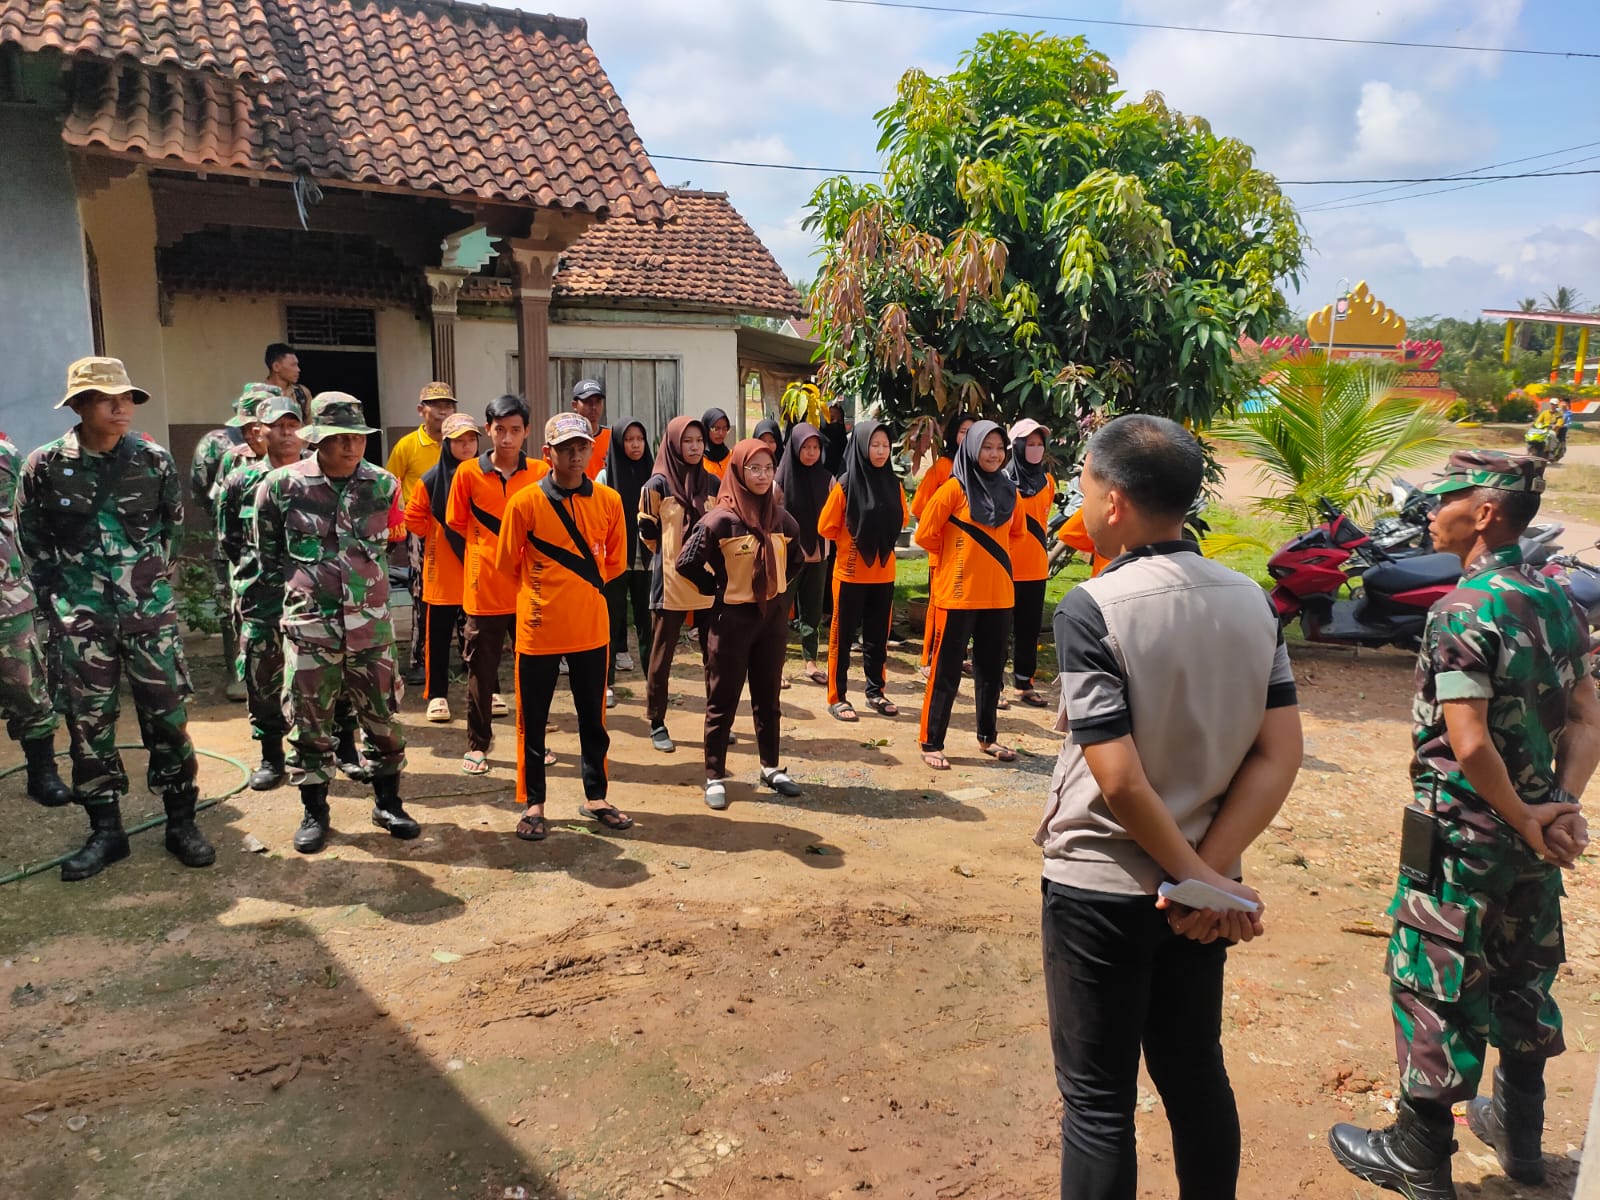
[0,437,37,621]
[189,426,244,523]
[252,457,401,651]
[20,428,182,636]
[219,452,305,630]
[210,442,261,511]
[1411,542,1592,838]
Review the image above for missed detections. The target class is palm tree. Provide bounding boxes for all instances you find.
[1544,286,1584,314]
[1517,298,1538,349]
[1210,358,1460,528]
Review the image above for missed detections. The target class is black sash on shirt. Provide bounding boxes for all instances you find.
[950,516,1013,577]
[528,476,605,592]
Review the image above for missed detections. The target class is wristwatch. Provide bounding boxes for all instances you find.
[1551,787,1582,809]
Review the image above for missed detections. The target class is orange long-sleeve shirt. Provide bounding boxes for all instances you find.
[1010,477,1056,583]
[495,478,625,656]
[1057,507,1110,576]
[446,453,545,616]
[585,426,611,481]
[910,456,952,519]
[912,477,1024,610]
[404,478,466,605]
[702,454,729,481]
[816,481,908,585]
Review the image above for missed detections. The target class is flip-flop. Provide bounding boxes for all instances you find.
[515,810,548,841]
[1016,689,1050,708]
[583,804,634,831]
[828,701,859,722]
[543,748,556,766]
[921,751,951,771]
[461,751,489,776]
[805,668,827,685]
[979,742,1018,762]
[996,695,1011,710]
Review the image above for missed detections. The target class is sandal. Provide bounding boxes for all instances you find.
[780,675,791,690]
[582,803,634,831]
[461,751,489,776]
[1016,688,1050,708]
[979,741,1017,762]
[865,694,898,717]
[515,810,548,841]
[827,701,859,723]
[805,667,827,685]
[921,750,951,771]
[996,694,1011,710]
[543,748,556,766]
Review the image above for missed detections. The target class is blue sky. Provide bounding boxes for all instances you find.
[560,0,1598,323]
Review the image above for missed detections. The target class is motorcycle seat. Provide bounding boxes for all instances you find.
[1363,552,1461,594]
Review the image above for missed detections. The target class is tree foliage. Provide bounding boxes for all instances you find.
[804,31,1306,442]
[1210,358,1460,527]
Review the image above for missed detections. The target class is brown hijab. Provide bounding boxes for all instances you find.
[652,415,716,528]
[719,438,784,601]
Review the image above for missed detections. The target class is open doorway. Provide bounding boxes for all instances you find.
[286,305,384,466]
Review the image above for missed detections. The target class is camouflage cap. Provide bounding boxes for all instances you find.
[299,392,376,444]
[419,381,456,406]
[1422,449,1545,496]
[227,383,285,427]
[255,394,303,426]
[58,356,150,409]
[545,411,594,447]
[440,413,480,441]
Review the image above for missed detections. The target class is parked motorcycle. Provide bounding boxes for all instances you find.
[1045,474,1210,577]
[1365,478,1563,566]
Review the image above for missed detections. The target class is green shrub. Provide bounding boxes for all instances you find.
[1496,394,1537,423]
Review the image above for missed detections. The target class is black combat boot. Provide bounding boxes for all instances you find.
[334,727,372,784]
[294,783,331,854]
[1329,1099,1457,1200]
[21,736,72,807]
[370,774,420,839]
[162,784,216,868]
[249,735,286,791]
[60,799,131,882]
[1467,1065,1546,1184]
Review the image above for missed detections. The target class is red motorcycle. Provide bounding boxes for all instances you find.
[1267,500,1460,650]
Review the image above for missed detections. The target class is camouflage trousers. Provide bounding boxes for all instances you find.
[0,610,57,743]
[1387,823,1565,1107]
[213,556,241,684]
[57,622,197,803]
[284,637,405,786]
[239,621,289,742]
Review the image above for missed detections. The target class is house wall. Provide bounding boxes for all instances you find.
[0,108,96,456]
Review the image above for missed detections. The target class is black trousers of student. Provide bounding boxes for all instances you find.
[406,534,427,673]
[463,612,514,752]
[605,569,654,688]
[1011,577,1048,688]
[516,645,609,806]
[645,608,708,727]
[1042,881,1239,1200]
[785,558,827,662]
[423,602,460,702]
[828,579,893,706]
[704,600,787,780]
[919,605,1008,751]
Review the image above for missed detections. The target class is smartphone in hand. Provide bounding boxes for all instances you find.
[1158,879,1261,913]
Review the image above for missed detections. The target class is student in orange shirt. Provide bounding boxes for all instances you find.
[446,394,546,775]
[818,419,908,719]
[638,416,718,753]
[677,439,803,809]
[1057,504,1111,575]
[495,413,631,841]
[913,420,1024,770]
[700,407,732,479]
[775,422,831,686]
[403,412,479,723]
[570,378,611,480]
[911,410,977,676]
[1007,419,1056,708]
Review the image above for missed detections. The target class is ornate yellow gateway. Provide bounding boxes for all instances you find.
[1481,303,1600,411]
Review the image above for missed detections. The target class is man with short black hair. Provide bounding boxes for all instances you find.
[1036,413,1302,1199]
[571,378,610,480]
[264,343,312,416]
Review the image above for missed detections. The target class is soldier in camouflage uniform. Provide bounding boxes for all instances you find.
[1331,451,1600,1199]
[191,382,280,702]
[20,357,214,880]
[253,393,418,852]
[0,433,71,809]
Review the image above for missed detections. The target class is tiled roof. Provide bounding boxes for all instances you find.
[4,0,673,220]
[545,190,803,317]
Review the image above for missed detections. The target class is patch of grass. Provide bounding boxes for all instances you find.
[1200,507,1296,589]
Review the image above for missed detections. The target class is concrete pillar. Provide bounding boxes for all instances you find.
[508,242,559,430]
[425,269,467,390]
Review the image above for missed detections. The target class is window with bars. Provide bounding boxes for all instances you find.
[286,305,377,348]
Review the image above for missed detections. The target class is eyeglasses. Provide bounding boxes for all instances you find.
[743,463,775,477]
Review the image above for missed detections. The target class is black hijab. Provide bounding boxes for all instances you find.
[604,417,653,567]
[822,403,848,476]
[773,423,831,557]
[942,410,980,460]
[1005,417,1050,498]
[701,407,732,464]
[951,419,1017,527]
[753,417,784,467]
[422,438,470,562]
[841,418,902,568]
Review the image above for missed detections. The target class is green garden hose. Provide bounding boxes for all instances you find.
[0,745,251,886]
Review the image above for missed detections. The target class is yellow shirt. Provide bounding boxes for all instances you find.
[385,427,440,500]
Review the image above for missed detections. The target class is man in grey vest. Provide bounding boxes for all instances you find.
[1035,414,1303,1199]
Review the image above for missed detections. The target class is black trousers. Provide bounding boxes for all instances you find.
[463,612,514,752]
[785,558,827,661]
[1042,881,1239,1200]
[919,605,1008,751]
[1011,577,1048,688]
[407,534,427,673]
[423,601,459,701]
[703,600,787,780]
[827,578,893,706]
[605,569,654,687]
[645,608,708,727]
[515,645,609,806]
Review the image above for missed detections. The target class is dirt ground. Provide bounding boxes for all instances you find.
[4,525,1599,1198]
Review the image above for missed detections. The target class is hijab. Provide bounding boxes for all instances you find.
[653,415,716,531]
[753,417,784,467]
[822,402,848,476]
[841,418,902,568]
[719,438,784,602]
[951,419,1017,528]
[701,406,731,464]
[422,436,471,561]
[605,417,653,566]
[773,422,831,557]
[1005,417,1050,498]
[942,410,981,460]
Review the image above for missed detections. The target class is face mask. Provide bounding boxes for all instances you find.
[1025,444,1046,465]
